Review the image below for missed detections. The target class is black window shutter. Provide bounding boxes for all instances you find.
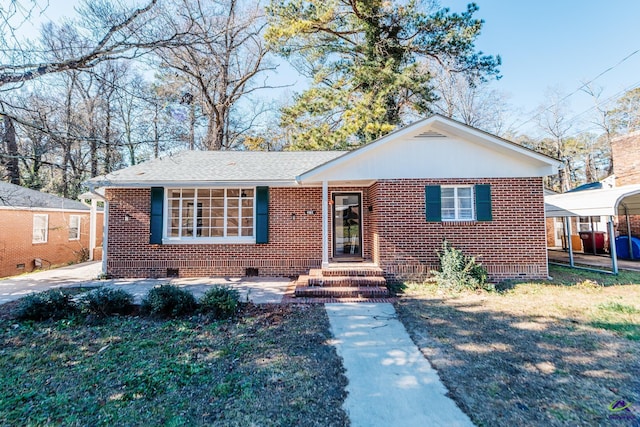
[425,185,442,222]
[149,187,164,244]
[256,186,269,244]
[475,184,492,221]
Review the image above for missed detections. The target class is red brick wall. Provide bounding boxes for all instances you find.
[105,187,326,278]
[0,209,102,278]
[371,178,548,281]
[611,131,640,187]
[610,132,640,237]
[106,178,549,281]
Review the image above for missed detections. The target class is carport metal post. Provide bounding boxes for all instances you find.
[624,205,634,260]
[608,216,619,274]
[564,216,574,267]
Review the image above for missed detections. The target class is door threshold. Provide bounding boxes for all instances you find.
[331,257,366,263]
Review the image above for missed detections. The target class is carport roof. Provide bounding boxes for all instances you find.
[545,184,640,217]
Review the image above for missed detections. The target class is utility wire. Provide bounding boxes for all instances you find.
[513,49,640,132]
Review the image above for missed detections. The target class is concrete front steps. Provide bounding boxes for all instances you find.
[294,263,389,300]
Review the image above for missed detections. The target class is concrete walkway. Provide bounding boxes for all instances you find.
[0,261,290,305]
[326,303,474,427]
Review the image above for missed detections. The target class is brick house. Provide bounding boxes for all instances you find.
[89,115,560,283]
[0,182,103,278]
[612,131,640,237]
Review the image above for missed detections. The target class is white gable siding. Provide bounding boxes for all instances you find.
[302,135,556,183]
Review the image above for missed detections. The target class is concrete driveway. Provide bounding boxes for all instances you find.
[0,261,291,305]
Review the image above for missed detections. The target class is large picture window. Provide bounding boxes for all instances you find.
[166,188,255,241]
[441,186,474,220]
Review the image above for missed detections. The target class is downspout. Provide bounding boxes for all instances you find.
[88,182,108,276]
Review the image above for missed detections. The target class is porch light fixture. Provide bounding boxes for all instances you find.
[291,213,296,221]
[124,214,131,222]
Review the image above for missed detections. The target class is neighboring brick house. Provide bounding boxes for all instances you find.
[612,131,640,237]
[89,115,560,282]
[0,182,103,278]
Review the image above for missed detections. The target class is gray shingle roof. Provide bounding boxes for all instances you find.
[0,182,89,211]
[89,150,347,186]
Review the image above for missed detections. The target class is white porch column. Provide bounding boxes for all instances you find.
[322,180,329,267]
[101,201,109,276]
[89,198,97,261]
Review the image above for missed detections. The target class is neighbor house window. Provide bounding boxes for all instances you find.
[33,214,48,243]
[441,186,474,220]
[579,216,601,232]
[166,188,255,240]
[68,215,81,240]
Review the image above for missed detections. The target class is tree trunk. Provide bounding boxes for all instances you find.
[2,115,20,185]
[205,106,225,151]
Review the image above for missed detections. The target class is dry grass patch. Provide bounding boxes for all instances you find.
[0,303,348,426]
[396,265,640,426]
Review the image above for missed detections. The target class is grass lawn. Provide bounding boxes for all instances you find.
[0,303,348,427]
[396,265,640,426]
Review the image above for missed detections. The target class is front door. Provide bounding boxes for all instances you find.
[333,193,362,259]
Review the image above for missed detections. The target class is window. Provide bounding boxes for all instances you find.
[33,214,48,243]
[69,215,81,240]
[441,186,474,220]
[579,216,601,232]
[425,184,491,222]
[166,188,255,241]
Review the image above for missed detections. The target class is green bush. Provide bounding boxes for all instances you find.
[430,240,493,292]
[15,289,79,321]
[199,286,240,319]
[80,287,134,317]
[141,285,197,318]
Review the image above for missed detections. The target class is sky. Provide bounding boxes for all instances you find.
[14,0,640,137]
[445,0,640,135]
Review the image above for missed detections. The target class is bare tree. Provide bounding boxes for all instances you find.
[430,65,512,137]
[536,89,574,192]
[0,0,190,88]
[582,84,614,177]
[155,0,273,150]
[1,114,19,184]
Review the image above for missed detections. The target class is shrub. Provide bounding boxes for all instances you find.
[199,286,240,319]
[141,285,197,318]
[15,289,79,321]
[430,240,493,292]
[80,287,134,317]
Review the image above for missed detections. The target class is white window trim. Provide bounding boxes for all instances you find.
[69,215,81,241]
[33,214,49,244]
[162,187,256,244]
[441,185,476,221]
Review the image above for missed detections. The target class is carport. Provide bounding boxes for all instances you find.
[545,184,640,274]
